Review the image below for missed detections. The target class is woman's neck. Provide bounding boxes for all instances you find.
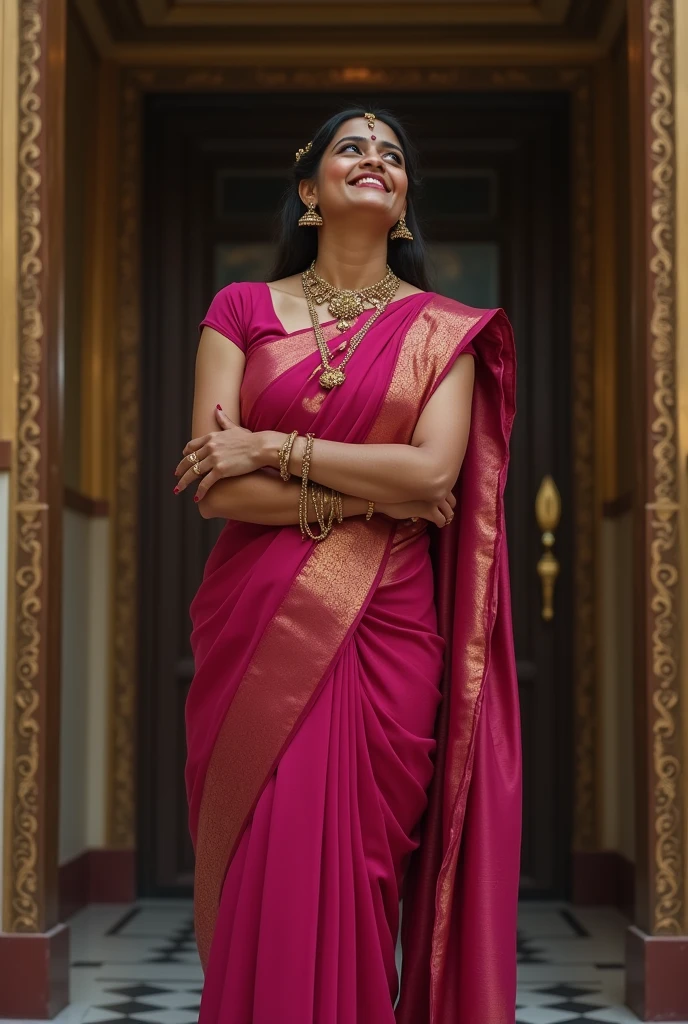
[313,228,390,290]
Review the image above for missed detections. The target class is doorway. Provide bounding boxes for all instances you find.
[137,90,573,898]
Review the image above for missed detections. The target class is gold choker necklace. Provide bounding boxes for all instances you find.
[301,261,400,332]
[301,261,401,390]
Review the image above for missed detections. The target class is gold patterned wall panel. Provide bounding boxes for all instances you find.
[645,0,682,936]
[109,63,598,862]
[3,0,65,934]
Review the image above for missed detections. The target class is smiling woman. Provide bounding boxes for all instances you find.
[180,107,521,1024]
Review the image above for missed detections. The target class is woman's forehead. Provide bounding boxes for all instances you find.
[331,117,400,145]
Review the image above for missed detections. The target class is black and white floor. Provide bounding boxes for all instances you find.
[1,900,682,1023]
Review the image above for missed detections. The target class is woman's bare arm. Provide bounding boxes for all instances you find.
[253,353,476,504]
[199,468,370,525]
[179,326,474,515]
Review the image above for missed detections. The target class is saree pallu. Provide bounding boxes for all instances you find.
[185,289,520,1023]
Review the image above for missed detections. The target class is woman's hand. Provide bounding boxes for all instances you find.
[174,406,261,500]
[379,489,456,527]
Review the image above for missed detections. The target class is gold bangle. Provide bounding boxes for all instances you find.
[299,434,332,541]
[333,489,343,523]
[278,429,298,482]
[365,499,375,521]
[312,481,336,538]
[298,432,315,537]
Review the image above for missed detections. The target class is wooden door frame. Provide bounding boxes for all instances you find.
[2,2,684,1019]
[108,63,599,872]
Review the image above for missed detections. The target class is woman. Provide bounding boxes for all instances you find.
[175,108,521,1024]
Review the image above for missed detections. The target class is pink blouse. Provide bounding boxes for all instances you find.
[200,280,477,359]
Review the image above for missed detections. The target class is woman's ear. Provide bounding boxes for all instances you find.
[298,179,317,208]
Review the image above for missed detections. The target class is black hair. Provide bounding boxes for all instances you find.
[268,107,432,291]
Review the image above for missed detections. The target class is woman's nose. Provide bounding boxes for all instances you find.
[360,152,385,171]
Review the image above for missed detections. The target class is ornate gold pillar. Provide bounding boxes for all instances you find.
[0,0,69,1017]
[626,0,688,1018]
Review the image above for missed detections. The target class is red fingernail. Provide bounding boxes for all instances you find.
[173,486,179,494]
[216,403,222,410]
[194,495,200,502]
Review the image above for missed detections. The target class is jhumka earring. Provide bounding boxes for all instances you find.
[390,213,414,241]
[298,201,323,227]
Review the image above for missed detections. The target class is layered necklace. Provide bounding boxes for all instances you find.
[302,260,400,390]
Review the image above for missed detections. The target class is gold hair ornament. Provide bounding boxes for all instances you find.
[295,141,313,163]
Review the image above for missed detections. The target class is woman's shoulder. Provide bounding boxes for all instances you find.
[426,291,495,319]
[200,280,264,349]
[211,279,261,300]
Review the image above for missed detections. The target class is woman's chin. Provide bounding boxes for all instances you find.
[334,194,395,222]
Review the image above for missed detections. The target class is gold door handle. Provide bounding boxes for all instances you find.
[535,475,561,621]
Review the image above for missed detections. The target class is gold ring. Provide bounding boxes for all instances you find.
[192,462,203,476]
[187,452,198,464]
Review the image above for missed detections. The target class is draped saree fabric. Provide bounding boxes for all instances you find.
[184,281,520,1023]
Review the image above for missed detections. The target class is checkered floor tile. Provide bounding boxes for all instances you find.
[0,899,684,1022]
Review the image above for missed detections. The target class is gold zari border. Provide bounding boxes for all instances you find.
[193,516,392,968]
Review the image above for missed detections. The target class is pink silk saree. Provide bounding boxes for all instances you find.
[185,281,521,1023]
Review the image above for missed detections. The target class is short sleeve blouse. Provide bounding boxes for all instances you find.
[200,280,478,359]
[199,281,252,353]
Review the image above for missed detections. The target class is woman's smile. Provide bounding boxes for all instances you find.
[348,172,389,191]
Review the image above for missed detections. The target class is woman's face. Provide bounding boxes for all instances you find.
[299,117,409,227]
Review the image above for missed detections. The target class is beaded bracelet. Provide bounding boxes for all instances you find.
[298,433,330,541]
[312,482,337,539]
[278,429,299,481]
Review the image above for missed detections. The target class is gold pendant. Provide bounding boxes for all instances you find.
[319,367,346,389]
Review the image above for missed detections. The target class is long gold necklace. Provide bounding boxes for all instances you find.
[302,261,401,390]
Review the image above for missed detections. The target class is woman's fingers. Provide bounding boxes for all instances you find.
[192,468,220,503]
[182,432,213,458]
[174,457,212,494]
[437,497,455,525]
[174,444,210,478]
[214,406,235,429]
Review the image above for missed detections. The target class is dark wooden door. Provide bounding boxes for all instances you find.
[139,91,573,898]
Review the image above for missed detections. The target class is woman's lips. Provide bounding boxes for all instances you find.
[349,175,388,191]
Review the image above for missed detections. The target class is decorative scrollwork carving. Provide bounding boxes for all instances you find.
[647,0,682,936]
[9,0,44,933]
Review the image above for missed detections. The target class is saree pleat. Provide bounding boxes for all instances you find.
[197,527,444,1024]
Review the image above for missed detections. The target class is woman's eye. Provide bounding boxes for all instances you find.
[338,143,403,165]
